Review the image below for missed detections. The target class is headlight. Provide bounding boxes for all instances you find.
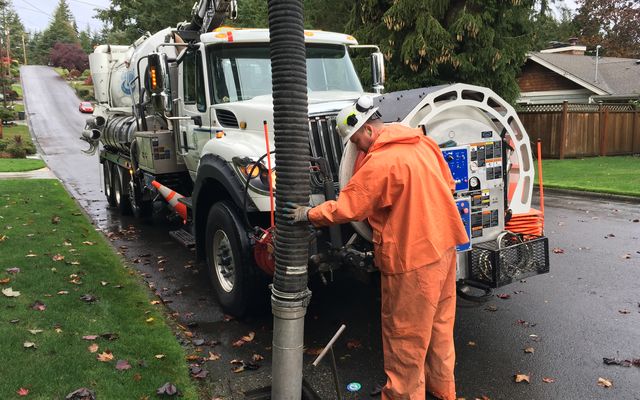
[233,157,276,193]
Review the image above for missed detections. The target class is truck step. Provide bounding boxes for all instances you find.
[177,196,192,209]
[169,229,195,249]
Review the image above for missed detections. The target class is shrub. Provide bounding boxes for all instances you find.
[0,107,16,122]
[68,69,82,79]
[6,135,27,158]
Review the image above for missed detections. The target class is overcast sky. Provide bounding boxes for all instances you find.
[13,0,580,34]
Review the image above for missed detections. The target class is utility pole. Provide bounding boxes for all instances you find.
[21,33,26,65]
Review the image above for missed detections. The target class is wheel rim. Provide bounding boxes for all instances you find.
[213,229,235,293]
[104,165,112,199]
[114,173,121,205]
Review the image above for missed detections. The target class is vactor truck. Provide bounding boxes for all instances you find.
[81,0,549,316]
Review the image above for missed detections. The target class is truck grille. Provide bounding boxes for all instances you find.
[308,115,343,183]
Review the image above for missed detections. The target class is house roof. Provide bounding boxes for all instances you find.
[528,52,640,97]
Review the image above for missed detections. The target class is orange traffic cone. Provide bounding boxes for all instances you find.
[151,180,188,222]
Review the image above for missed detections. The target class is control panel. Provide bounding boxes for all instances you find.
[456,198,471,252]
[441,147,469,192]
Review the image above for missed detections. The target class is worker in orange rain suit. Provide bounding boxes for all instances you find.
[284,95,469,400]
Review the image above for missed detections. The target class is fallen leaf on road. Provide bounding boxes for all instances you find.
[497,293,511,300]
[514,374,530,383]
[552,248,564,254]
[223,314,235,322]
[115,360,131,371]
[97,351,114,362]
[65,387,96,400]
[189,365,208,379]
[156,382,178,396]
[603,357,631,367]
[597,377,612,388]
[16,388,29,396]
[185,354,201,361]
[605,234,615,239]
[542,377,555,383]
[242,331,255,342]
[205,352,220,361]
[31,301,46,311]
[252,353,264,362]
[23,341,37,349]
[192,339,205,346]
[524,347,535,354]
[485,305,498,312]
[619,309,630,314]
[2,287,20,297]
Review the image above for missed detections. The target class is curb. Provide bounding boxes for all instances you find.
[534,187,640,204]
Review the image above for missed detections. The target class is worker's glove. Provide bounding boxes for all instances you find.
[282,202,311,224]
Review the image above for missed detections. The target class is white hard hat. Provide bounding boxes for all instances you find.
[336,95,380,144]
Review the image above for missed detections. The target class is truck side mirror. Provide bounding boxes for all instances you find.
[371,51,385,94]
[146,52,170,111]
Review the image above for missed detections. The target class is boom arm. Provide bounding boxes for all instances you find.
[179,0,237,38]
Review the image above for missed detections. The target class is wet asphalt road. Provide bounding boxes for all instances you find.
[22,65,640,399]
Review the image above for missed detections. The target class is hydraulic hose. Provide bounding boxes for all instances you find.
[268,0,311,295]
[268,1,311,398]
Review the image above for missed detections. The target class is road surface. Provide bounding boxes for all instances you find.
[22,65,640,399]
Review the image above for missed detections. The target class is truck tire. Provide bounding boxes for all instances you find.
[205,201,259,317]
[103,161,117,207]
[113,166,132,215]
[129,176,153,219]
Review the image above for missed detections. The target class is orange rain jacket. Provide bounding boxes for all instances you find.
[308,124,469,274]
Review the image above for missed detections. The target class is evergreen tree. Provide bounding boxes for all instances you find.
[348,0,538,103]
[0,2,27,65]
[32,0,79,64]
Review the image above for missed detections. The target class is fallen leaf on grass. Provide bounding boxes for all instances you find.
[150,300,161,305]
[542,377,555,383]
[552,248,564,254]
[25,253,37,257]
[597,377,612,388]
[52,254,65,262]
[80,294,97,303]
[51,216,60,224]
[31,301,46,311]
[16,388,29,396]
[133,373,142,382]
[100,332,119,341]
[57,291,69,295]
[23,341,37,349]
[0,278,10,284]
[145,317,154,323]
[82,241,95,246]
[6,267,20,274]
[88,343,99,353]
[156,383,178,396]
[116,360,131,370]
[97,351,114,362]
[154,354,166,359]
[65,387,96,400]
[2,287,20,297]
[82,335,98,341]
[28,329,43,335]
[514,374,530,383]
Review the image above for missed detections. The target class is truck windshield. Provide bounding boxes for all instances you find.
[207,43,363,103]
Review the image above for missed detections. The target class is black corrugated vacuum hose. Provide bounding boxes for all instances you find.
[268,0,311,295]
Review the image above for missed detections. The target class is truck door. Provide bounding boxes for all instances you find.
[178,48,209,177]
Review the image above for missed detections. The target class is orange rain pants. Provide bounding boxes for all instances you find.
[381,247,457,400]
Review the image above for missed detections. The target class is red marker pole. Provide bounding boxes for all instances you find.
[537,139,545,228]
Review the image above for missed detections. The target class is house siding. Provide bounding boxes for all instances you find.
[517,61,583,92]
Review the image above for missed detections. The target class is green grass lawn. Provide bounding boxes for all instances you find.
[0,180,198,399]
[13,103,24,113]
[539,156,640,197]
[0,158,45,172]
[11,83,22,98]
[1,124,33,146]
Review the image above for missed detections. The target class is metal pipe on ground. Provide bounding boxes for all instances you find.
[267,0,312,399]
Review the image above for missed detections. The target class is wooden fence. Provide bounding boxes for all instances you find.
[517,102,640,159]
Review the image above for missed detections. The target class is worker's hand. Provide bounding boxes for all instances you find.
[282,202,311,224]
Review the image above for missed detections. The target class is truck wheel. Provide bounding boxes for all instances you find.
[113,167,132,215]
[205,201,259,317]
[129,176,153,219]
[103,161,117,207]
